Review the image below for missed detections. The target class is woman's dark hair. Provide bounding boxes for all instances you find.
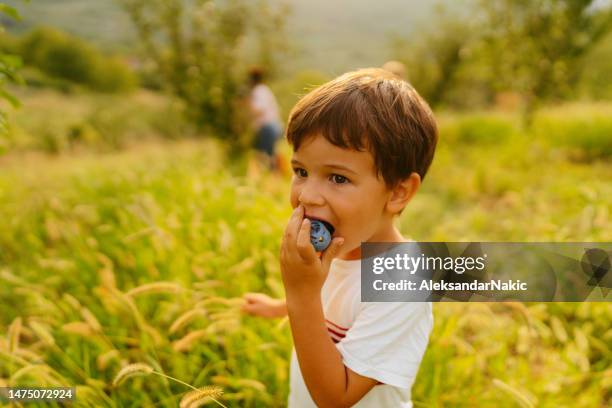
[249,67,264,86]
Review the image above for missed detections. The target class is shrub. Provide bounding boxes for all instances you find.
[19,27,136,93]
[442,115,516,144]
[534,116,612,160]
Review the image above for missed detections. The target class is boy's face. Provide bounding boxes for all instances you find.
[290,134,399,260]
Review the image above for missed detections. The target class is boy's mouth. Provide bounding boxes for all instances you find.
[305,215,335,235]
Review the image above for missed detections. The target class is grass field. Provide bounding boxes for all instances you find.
[0,94,611,406]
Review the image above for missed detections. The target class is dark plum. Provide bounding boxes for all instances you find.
[309,219,334,252]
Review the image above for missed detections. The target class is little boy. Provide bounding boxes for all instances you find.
[243,68,438,407]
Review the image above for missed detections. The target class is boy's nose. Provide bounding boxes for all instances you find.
[298,182,325,207]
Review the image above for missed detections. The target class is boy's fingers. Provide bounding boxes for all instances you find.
[283,205,304,248]
[296,218,316,261]
[243,293,268,305]
[242,300,262,312]
[285,205,302,233]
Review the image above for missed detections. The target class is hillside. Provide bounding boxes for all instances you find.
[4,0,439,73]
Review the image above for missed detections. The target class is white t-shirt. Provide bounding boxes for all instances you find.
[250,83,281,128]
[288,257,433,407]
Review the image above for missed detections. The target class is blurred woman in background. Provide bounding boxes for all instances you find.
[248,67,283,172]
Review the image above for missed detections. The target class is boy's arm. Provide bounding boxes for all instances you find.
[242,293,287,318]
[281,206,378,407]
[287,293,379,407]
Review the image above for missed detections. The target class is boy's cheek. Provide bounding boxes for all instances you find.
[289,192,299,209]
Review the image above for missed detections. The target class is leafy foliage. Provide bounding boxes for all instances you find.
[391,6,480,109]
[393,1,612,123]
[119,0,288,142]
[479,0,612,125]
[19,27,136,92]
[0,2,23,134]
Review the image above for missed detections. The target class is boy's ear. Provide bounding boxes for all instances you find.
[386,173,421,214]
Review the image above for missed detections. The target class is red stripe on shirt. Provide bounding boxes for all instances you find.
[327,327,346,339]
[325,319,349,331]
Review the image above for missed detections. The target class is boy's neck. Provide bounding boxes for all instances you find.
[338,224,408,261]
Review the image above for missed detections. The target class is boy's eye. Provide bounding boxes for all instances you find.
[330,174,349,184]
[293,168,307,178]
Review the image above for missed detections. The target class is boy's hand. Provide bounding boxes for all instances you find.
[280,205,344,298]
[241,293,287,318]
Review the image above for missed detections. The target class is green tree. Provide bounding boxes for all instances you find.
[249,0,291,80]
[119,0,287,142]
[480,0,612,126]
[393,10,475,108]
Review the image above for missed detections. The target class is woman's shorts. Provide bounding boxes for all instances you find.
[254,122,282,157]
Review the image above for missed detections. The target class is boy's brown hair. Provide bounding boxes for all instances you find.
[285,68,438,189]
